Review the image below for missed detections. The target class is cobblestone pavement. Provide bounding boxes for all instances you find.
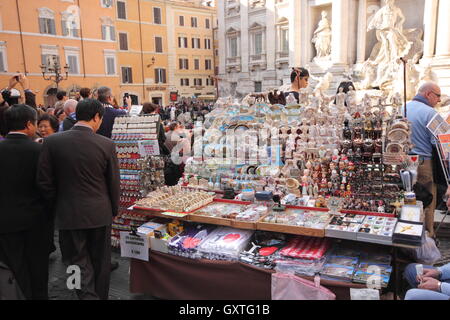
[48,234,153,300]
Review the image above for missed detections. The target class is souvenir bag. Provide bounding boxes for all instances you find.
[271,272,336,300]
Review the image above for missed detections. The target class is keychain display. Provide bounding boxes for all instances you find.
[111,115,166,248]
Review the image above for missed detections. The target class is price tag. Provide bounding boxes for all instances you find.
[161,211,188,218]
[129,105,143,117]
[119,231,149,261]
[138,139,160,156]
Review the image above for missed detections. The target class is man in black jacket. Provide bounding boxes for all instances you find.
[0,104,49,299]
[37,99,120,300]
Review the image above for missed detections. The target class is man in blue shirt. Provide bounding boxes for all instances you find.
[405,82,442,237]
[96,86,131,138]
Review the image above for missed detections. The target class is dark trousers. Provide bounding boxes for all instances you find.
[0,221,50,300]
[59,226,111,300]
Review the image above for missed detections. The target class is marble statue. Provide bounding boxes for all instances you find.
[313,72,333,97]
[346,86,357,114]
[335,87,346,111]
[362,0,414,88]
[312,11,332,59]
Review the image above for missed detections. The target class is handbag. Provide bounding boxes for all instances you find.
[271,272,336,300]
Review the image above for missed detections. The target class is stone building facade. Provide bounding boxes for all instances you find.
[217,0,450,97]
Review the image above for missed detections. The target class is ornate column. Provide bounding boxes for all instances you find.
[421,0,438,63]
[356,0,367,64]
[331,0,350,65]
[218,0,226,75]
[266,0,276,71]
[240,0,249,73]
[435,0,450,58]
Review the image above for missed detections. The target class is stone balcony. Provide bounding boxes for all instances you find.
[226,56,241,73]
[275,51,289,69]
[249,53,267,71]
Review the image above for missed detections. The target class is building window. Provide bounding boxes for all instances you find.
[121,67,133,83]
[179,58,189,70]
[194,78,202,86]
[191,17,197,28]
[117,1,126,19]
[205,18,210,29]
[119,33,128,50]
[101,24,116,41]
[178,36,188,48]
[206,78,214,86]
[38,8,56,35]
[229,37,238,57]
[155,36,163,53]
[105,55,116,75]
[153,7,161,24]
[192,38,200,49]
[280,28,289,52]
[254,81,262,92]
[101,0,113,8]
[254,32,263,55]
[194,59,199,70]
[155,68,166,83]
[61,18,79,37]
[66,54,79,74]
[180,78,189,86]
[0,43,7,72]
[205,59,212,70]
[204,38,211,50]
[215,49,218,56]
[179,16,184,26]
[277,18,289,55]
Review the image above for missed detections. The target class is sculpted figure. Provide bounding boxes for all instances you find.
[312,11,332,58]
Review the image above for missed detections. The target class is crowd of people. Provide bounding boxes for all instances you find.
[0,70,449,300]
[0,74,203,300]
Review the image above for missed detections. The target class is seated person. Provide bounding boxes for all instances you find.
[403,185,450,300]
[403,262,450,300]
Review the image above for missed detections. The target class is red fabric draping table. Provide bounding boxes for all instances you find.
[129,250,367,300]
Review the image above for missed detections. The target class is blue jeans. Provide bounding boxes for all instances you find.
[404,263,450,300]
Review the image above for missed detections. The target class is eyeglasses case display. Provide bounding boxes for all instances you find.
[197,227,254,261]
[168,224,217,259]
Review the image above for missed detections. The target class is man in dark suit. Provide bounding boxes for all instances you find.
[37,99,120,300]
[0,104,49,299]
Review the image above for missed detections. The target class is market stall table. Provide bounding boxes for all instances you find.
[130,250,369,300]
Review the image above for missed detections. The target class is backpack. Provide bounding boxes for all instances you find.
[0,261,25,300]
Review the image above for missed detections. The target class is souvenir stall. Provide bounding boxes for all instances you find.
[125,89,425,299]
[111,115,166,248]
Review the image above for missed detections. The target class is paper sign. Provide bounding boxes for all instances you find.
[427,113,450,137]
[129,105,143,117]
[138,139,160,156]
[120,231,149,261]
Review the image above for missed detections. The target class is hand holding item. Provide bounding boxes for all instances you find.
[7,74,20,90]
[18,74,30,90]
[418,277,441,291]
[125,96,132,110]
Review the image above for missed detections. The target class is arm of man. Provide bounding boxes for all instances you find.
[437,263,450,281]
[36,140,56,209]
[106,143,120,217]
